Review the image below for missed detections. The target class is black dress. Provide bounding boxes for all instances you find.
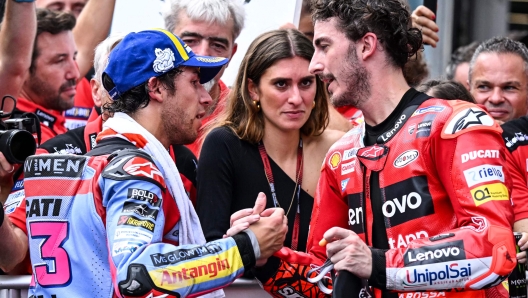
[196,126,313,253]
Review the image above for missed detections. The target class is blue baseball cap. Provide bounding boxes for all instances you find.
[103,29,229,100]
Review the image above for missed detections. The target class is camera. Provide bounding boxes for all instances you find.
[0,95,38,164]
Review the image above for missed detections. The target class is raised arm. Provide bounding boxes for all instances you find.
[73,0,116,78]
[0,0,36,100]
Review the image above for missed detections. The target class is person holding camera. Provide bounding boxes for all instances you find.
[0,0,37,271]
[12,9,77,143]
[0,33,201,276]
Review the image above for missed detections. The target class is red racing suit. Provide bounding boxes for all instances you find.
[500,116,528,222]
[255,98,516,298]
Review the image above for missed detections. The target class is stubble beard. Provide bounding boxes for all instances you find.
[331,45,371,109]
[162,104,198,145]
[27,74,75,111]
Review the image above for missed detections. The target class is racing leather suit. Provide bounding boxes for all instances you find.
[254,96,516,298]
[23,137,256,298]
[501,116,528,223]
[4,115,198,274]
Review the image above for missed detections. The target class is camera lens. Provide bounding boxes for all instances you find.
[0,129,36,164]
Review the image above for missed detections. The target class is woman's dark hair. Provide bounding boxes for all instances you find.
[102,68,183,115]
[311,0,422,68]
[417,79,476,103]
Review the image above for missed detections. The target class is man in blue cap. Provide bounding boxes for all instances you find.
[21,29,287,298]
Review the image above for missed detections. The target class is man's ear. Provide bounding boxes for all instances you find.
[360,32,378,61]
[90,79,102,107]
[147,77,163,103]
[247,78,259,101]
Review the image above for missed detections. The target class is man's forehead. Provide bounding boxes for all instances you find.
[474,52,527,76]
[313,18,342,41]
[173,11,235,43]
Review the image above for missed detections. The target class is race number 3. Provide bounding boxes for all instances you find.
[29,221,72,287]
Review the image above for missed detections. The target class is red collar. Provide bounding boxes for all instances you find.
[83,114,103,152]
[16,97,66,133]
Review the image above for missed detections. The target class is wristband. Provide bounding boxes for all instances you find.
[13,0,35,2]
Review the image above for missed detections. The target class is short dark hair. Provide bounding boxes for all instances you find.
[417,79,475,103]
[31,9,76,72]
[445,42,479,80]
[102,68,184,115]
[469,36,528,83]
[311,0,422,68]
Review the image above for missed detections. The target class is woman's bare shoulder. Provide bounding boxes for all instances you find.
[305,129,345,152]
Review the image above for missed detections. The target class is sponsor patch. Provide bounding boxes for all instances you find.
[24,155,86,178]
[379,114,407,143]
[342,148,358,161]
[341,178,350,192]
[328,152,341,169]
[4,190,24,214]
[416,120,433,138]
[461,149,499,163]
[35,109,57,128]
[11,179,24,192]
[26,198,63,218]
[123,157,165,187]
[382,176,434,227]
[64,119,87,130]
[149,245,244,291]
[359,145,386,159]
[122,202,159,220]
[408,124,416,135]
[150,243,223,267]
[115,228,153,243]
[463,165,504,187]
[444,108,494,135]
[117,215,156,232]
[347,193,364,234]
[389,231,429,249]
[393,150,419,168]
[470,183,509,206]
[398,260,482,289]
[112,241,143,256]
[404,240,466,266]
[357,145,389,171]
[89,133,97,150]
[51,144,83,155]
[341,160,356,175]
[505,132,528,148]
[411,106,445,117]
[64,107,91,119]
[127,188,161,208]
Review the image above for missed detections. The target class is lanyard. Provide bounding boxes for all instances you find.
[258,138,303,250]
